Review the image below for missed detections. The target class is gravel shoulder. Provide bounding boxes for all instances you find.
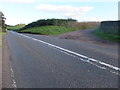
[49,29,118,48]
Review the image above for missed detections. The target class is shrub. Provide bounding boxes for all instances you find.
[99,21,119,35]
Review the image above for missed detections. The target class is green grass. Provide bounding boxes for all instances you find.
[0,27,2,47]
[0,32,7,47]
[0,27,7,47]
[94,29,120,42]
[0,32,2,47]
[7,25,25,30]
[17,26,78,35]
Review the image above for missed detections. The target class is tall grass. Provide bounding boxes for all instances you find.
[67,22,100,30]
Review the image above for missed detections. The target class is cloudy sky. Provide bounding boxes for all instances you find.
[0,0,119,25]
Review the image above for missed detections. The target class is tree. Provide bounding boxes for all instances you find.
[0,11,6,32]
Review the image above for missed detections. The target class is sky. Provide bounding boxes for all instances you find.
[0,0,119,25]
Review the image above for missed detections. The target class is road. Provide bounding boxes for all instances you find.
[2,31,119,88]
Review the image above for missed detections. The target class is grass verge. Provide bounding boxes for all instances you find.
[17,26,78,35]
[93,29,120,42]
[0,27,7,47]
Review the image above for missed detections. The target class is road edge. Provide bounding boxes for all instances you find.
[2,35,12,88]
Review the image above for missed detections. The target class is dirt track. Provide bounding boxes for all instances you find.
[49,29,118,48]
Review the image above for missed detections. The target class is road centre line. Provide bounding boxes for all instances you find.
[10,31,120,75]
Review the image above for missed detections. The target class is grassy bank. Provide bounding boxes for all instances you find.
[94,29,120,42]
[17,26,78,35]
[16,22,99,35]
[7,19,100,35]
[7,24,25,30]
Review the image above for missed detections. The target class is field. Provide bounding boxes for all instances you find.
[7,24,25,30]
[67,22,100,30]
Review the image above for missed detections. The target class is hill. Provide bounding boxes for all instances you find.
[8,19,100,35]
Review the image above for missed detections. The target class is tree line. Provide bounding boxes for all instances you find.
[0,11,6,32]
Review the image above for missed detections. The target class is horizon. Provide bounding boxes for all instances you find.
[0,0,119,25]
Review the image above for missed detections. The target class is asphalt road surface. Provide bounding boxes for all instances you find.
[2,31,119,88]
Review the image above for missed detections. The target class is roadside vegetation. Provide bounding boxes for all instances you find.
[7,24,25,30]
[0,27,6,47]
[0,27,2,47]
[94,21,120,42]
[67,22,100,30]
[18,26,77,35]
[7,19,119,42]
[8,18,100,35]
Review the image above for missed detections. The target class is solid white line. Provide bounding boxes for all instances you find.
[55,47,120,75]
[10,31,120,75]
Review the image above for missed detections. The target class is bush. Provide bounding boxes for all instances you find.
[99,21,119,35]
[94,29,120,42]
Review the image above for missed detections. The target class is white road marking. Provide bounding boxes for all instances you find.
[10,68,17,88]
[10,31,120,75]
[55,47,120,75]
